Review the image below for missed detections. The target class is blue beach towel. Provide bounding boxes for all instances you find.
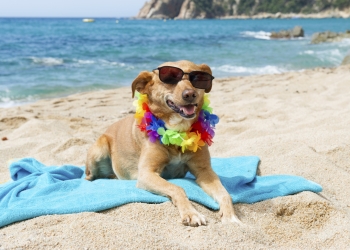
[0,157,322,228]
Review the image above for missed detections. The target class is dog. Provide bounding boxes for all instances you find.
[85,60,241,226]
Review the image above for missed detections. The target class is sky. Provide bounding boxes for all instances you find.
[0,0,147,18]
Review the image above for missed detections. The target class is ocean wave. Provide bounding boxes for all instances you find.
[338,38,350,47]
[301,50,315,55]
[240,31,271,40]
[73,59,95,64]
[0,96,34,108]
[29,57,131,68]
[99,60,127,67]
[30,57,64,66]
[214,65,285,75]
[71,59,132,68]
[0,97,16,108]
[299,49,344,64]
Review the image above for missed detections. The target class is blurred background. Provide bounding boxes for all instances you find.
[0,0,349,107]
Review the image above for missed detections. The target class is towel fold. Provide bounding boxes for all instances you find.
[0,156,322,228]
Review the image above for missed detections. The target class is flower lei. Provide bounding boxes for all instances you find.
[133,92,219,153]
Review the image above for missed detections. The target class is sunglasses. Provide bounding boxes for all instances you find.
[154,66,214,92]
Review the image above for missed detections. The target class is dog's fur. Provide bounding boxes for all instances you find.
[85,60,240,226]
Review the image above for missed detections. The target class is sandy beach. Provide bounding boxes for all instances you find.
[1,65,350,249]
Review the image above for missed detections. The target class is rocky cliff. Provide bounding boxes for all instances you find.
[136,0,350,19]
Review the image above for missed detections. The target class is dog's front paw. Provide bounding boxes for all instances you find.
[181,210,206,227]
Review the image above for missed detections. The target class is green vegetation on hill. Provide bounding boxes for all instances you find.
[139,0,350,19]
[194,0,350,16]
[253,0,319,14]
[334,0,350,9]
[237,0,256,15]
[192,0,233,17]
[238,0,350,15]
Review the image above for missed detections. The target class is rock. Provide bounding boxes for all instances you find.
[311,31,337,44]
[270,26,304,39]
[137,1,154,18]
[176,0,200,19]
[137,0,216,19]
[137,0,185,19]
[311,31,350,44]
[341,54,350,65]
[291,26,304,37]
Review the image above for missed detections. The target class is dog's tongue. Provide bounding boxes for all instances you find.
[180,105,196,116]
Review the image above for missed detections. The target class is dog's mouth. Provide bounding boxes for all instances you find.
[166,99,198,119]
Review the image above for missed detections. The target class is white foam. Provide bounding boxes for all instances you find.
[71,59,128,67]
[300,49,343,64]
[75,59,95,64]
[31,57,64,66]
[0,97,19,108]
[98,60,135,70]
[214,65,285,75]
[0,96,34,108]
[99,60,126,67]
[338,38,350,47]
[240,31,271,40]
[300,50,315,55]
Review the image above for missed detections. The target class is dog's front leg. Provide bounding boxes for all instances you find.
[188,149,242,225]
[136,147,206,227]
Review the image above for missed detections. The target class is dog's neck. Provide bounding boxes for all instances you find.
[167,114,193,132]
[133,92,219,153]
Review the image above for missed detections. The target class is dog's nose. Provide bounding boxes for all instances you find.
[182,89,197,102]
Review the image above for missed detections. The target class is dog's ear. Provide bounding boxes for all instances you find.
[131,71,153,98]
[199,64,213,93]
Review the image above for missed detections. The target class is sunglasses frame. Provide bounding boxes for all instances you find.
[153,66,214,92]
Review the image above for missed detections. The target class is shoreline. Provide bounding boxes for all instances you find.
[0,64,344,110]
[219,10,350,19]
[1,65,350,248]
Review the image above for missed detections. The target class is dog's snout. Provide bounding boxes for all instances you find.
[182,89,197,102]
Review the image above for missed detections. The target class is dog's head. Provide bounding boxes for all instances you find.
[132,60,213,132]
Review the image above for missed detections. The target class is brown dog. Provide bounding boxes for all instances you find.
[85,60,240,226]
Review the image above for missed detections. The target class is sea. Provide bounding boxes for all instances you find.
[0,17,349,107]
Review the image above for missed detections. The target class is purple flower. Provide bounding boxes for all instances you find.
[144,112,153,120]
[148,130,160,143]
[145,113,165,143]
[197,110,218,137]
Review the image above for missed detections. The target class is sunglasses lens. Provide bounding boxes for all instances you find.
[189,72,213,90]
[158,67,183,84]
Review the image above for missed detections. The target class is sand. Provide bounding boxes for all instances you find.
[1,65,350,249]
